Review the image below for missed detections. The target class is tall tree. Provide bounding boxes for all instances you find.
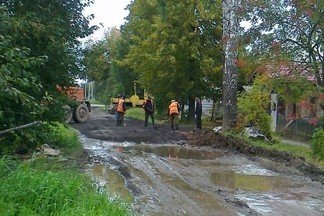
[123,0,223,118]
[83,28,137,103]
[242,0,323,88]
[1,0,95,90]
[222,0,241,131]
[0,1,95,151]
[0,7,45,129]
[83,38,113,103]
[0,0,95,122]
[110,29,138,97]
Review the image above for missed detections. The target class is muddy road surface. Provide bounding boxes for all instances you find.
[72,107,324,216]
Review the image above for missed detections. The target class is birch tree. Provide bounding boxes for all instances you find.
[222,0,241,131]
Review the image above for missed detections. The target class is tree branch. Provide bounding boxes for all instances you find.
[0,121,42,136]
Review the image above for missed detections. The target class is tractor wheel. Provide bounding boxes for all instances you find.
[63,105,73,123]
[73,104,90,123]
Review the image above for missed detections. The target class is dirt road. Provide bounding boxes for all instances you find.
[72,107,324,216]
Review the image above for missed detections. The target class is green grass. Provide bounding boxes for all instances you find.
[125,107,166,124]
[0,122,131,216]
[248,139,324,167]
[0,157,130,216]
[125,107,145,121]
[46,122,82,155]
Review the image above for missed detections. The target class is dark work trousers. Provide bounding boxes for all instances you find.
[144,111,155,127]
[170,113,179,130]
[196,114,202,129]
[117,112,124,126]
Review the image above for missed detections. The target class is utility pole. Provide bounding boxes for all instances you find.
[222,0,241,131]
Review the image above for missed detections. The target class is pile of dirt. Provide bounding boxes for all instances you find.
[186,130,324,183]
[71,107,190,144]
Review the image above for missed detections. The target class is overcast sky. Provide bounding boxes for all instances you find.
[83,1,250,41]
[83,0,131,41]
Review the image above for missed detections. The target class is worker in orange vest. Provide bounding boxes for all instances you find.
[117,96,126,126]
[168,99,180,130]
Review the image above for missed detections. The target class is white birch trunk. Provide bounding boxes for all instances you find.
[222,0,240,131]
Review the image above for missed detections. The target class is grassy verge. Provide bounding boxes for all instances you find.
[125,107,166,124]
[125,109,323,166]
[247,138,324,167]
[0,122,130,216]
[125,108,324,167]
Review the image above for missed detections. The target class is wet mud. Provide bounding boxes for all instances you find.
[186,130,324,183]
[72,107,324,216]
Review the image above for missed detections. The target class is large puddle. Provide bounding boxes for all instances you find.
[115,144,224,160]
[81,135,324,216]
[211,171,302,191]
[89,164,134,203]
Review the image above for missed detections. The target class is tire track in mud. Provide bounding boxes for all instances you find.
[82,136,258,215]
[81,135,324,216]
[74,109,324,216]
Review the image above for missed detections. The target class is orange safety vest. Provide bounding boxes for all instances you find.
[117,99,125,113]
[169,102,179,115]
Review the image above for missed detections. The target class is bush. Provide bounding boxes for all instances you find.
[45,122,81,153]
[318,116,324,129]
[237,86,271,137]
[0,122,81,156]
[311,128,324,160]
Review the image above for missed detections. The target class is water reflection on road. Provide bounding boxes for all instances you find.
[80,135,324,216]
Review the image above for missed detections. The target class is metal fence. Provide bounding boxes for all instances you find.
[277,114,317,142]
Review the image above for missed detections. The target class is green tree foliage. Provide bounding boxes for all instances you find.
[237,0,322,134]
[0,36,45,125]
[237,76,271,137]
[1,0,95,89]
[83,28,138,104]
[0,1,94,152]
[311,128,324,160]
[242,0,323,88]
[83,38,114,103]
[0,7,47,148]
[267,76,316,103]
[123,0,223,117]
[237,72,316,138]
[110,30,138,97]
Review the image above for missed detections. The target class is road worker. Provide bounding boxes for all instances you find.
[195,97,202,129]
[143,96,156,128]
[168,99,180,130]
[117,96,126,126]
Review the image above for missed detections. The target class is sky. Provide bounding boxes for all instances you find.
[83,0,131,41]
[83,1,251,41]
